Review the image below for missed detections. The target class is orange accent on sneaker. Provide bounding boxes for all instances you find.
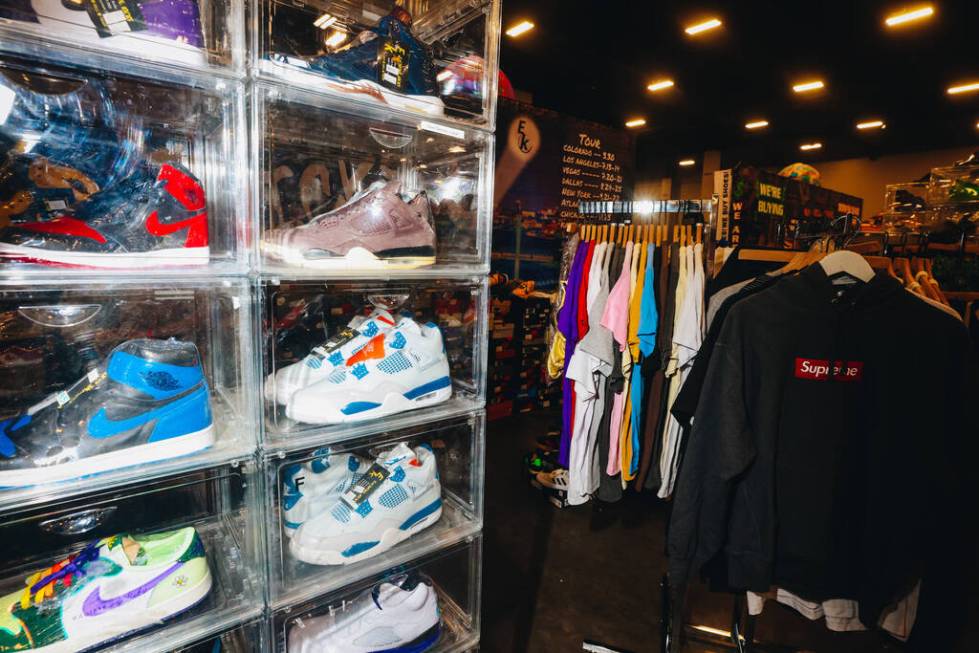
[345,334,386,366]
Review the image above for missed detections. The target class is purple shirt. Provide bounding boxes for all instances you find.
[557,241,588,467]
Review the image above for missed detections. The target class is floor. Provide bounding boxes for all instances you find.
[479,411,978,653]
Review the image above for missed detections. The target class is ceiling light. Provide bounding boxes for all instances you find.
[505,20,534,37]
[418,164,428,169]
[947,81,979,95]
[448,145,466,153]
[313,13,337,29]
[885,5,935,27]
[792,80,825,93]
[745,119,769,130]
[678,159,696,167]
[625,118,647,128]
[647,79,675,92]
[800,142,823,151]
[324,30,347,47]
[685,18,722,36]
[857,120,886,130]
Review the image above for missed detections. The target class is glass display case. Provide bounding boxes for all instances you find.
[0,278,256,507]
[259,277,486,448]
[272,536,481,652]
[0,460,263,653]
[0,55,246,276]
[252,0,500,128]
[930,164,979,206]
[0,0,243,74]
[172,619,270,653]
[253,84,492,277]
[265,413,484,608]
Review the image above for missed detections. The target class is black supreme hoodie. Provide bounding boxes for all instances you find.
[668,264,977,626]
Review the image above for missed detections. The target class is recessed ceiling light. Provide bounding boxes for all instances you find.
[857,120,886,130]
[685,18,722,36]
[678,159,696,167]
[324,30,347,47]
[647,79,675,92]
[800,142,823,151]
[505,20,535,37]
[792,80,825,93]
[448,146,466,153]
[745,119,769,130]
[313,13,337,29]
[947,81,979,95]
[625,118,647,128]
[885,5,935,27]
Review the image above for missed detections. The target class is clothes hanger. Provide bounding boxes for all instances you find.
[818,250,875,283]
[696,223,703,245]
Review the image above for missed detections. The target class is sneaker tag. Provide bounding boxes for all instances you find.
[81,0,147,38]
[55,390,70,407]
[87,369,100,384]
[378,40,408,90]
[340,462,390,509]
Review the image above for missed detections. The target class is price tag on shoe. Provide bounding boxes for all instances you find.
[340,463,391,508]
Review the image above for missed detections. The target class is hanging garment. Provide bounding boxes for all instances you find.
[655,245,690,494]
[596,244,628,502]
[635,244,670,490]
[556,241,588,467]
[601,241,633,477]
[627,242,657,477]
[668,264,977,626]
[547,233,582,379]
[620,240,649,481]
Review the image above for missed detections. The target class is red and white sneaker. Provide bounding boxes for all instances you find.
[0,162,209,268]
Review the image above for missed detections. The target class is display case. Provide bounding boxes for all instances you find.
[259,277,486,448]
[929,164,979,206]
[171,618,270,653]
[0,0,243,75]
[271,536,481,652]
[0,459,263,653]
[0,55,246,276]
[264,413,483,608]
[252,84,492,277]
[0,278,256,508]
[251,0,500,128]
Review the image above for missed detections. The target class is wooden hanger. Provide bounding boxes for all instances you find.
[696,223,703,245]
[737,248,798,263]
[865,255,898,279]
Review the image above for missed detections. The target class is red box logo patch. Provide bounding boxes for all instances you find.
[794,358,863,382]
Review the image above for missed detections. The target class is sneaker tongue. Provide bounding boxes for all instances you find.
[377,442,415,467]
[368,308,396,327]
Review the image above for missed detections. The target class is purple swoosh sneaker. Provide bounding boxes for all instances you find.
[0,527,212,653]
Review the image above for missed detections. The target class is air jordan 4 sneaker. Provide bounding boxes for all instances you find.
[262,180,436,270]
[290,442,443,565]
[0,527,212,653]
[0,162,209,268]
[285,318,451,425]
[0,338,214,486]
[282,447,370,538]
[266,308,398,407]
[288,574,440,653]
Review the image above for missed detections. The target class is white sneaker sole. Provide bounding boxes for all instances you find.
[286,385,452,425]
[0,243,210,269]
[262,242,435,271]
[0,425,215,487]
[290,500,443,566]
[36,566,213,653]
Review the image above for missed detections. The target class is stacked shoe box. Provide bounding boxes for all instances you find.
[0,0,499,651]
[487,293,517,420]
[514,297,550,414]
[251,1,499,651]
[0,2,267,652]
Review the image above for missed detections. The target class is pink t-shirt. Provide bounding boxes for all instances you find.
[600,242,633,475]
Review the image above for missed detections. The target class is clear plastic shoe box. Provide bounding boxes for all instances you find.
[258,277,487,449]
[272,536,481,652]
[253,83,493,278]
[251,0,501,129]
[265,412,484,608]
[172,619,270,653]
[0,55,247,277]
[0,460,264,653]
[0,278,257,507]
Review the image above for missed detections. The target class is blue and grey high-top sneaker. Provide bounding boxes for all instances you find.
[0,338,214,486]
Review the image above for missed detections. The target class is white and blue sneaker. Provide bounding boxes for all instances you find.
[265,308,398,406]
[289,442,443,565]
[285,319,452,425]
[287,574,441,653]
[282,448,371,538]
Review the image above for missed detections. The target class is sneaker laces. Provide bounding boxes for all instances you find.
[20,539,104,609]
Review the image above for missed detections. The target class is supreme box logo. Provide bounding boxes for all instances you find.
[794,358,863,382]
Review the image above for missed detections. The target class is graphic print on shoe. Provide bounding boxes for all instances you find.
[0,338,214,487]
[289,442,443,565]
[285,319,451,425]
[0,528,212,653]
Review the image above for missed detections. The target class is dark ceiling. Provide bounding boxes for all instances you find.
[499,0,979,174]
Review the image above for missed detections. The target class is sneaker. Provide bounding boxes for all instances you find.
[535,468,568,491]
[0,162,209,268]
[0,338,214,486]
[285,319,451,425]
[266,308,398,406]
[282,448,370,538]
[289,442,443,565]
[288,574,440,653]
[262,180,436,270]
[0,527,212,653]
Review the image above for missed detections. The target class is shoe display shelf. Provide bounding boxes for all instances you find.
[250,0,501,131]
[172,618,270,653]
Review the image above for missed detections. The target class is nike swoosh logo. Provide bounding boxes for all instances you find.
[145,210,207,237]
[82,561,183,617]
[86,386,205,439]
